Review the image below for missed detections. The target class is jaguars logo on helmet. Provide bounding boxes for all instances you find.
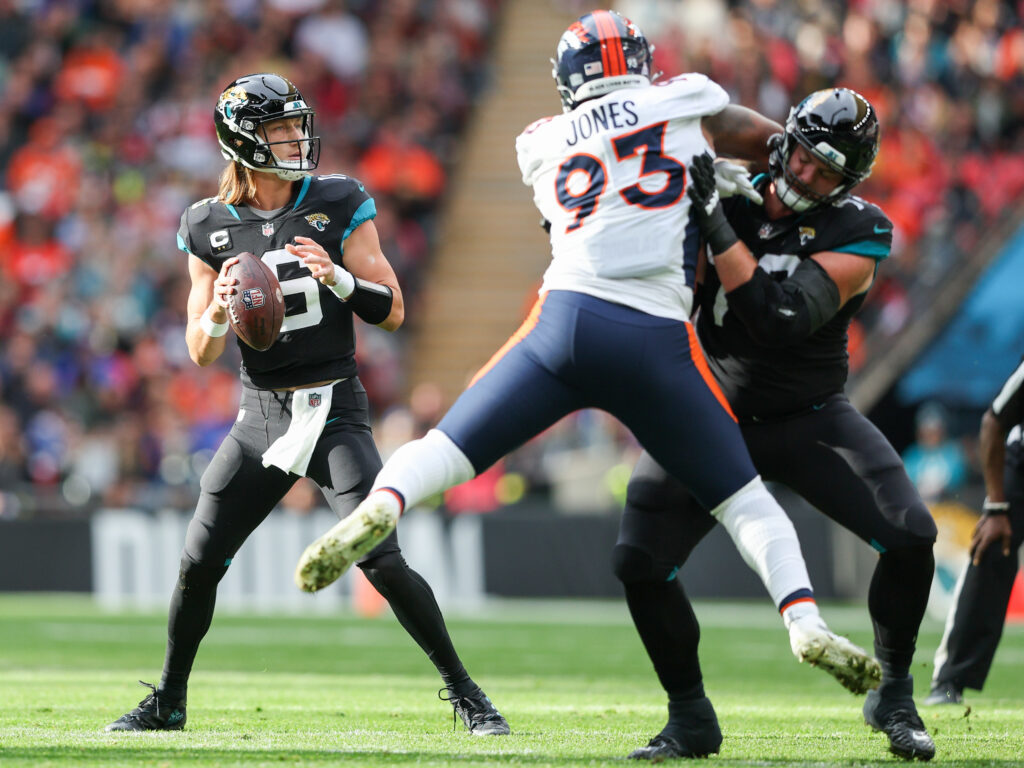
[768,87,880,212]
[552,10,657,112]
[214,73,321,181]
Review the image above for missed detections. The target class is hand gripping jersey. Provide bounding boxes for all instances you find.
[178,174,375,389]
[697,178,894,419]
[516,74,729,321]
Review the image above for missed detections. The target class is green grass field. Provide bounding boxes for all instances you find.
[0,595,1021,767]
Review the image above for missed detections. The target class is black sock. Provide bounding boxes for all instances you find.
[869,545,934,678]
[158,560,227,704]
[623,578,704,698]
[359,553,472,694]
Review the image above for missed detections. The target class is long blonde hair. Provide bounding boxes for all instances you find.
[217,162,258,205]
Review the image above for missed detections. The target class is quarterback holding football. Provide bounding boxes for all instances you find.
[105,73,508,737]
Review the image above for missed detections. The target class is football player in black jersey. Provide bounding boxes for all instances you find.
[617,89,938,761]
[105,73,508,736]
[927,355,1024,706]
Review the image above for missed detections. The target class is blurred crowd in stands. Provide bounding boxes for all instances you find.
[1,0,1020,516]
[0,0,501,515]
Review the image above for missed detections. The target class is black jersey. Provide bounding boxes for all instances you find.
[696,174,893,420]
[178,174,375,390]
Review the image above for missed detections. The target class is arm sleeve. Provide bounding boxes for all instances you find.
[725,259,841,348]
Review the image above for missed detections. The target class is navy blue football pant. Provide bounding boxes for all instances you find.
[437,290,756,510]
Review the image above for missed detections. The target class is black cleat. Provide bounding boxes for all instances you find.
[105,681,187,732]
[439,687,510,735]
[924,682,963,706]
[629,696,722,760]
[863,677,935,761]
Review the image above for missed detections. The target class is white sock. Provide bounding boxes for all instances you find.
[781,600,822,630]
[371,429,476,510]
[710,476,819,621]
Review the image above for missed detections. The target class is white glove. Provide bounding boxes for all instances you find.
[714,159,763,205]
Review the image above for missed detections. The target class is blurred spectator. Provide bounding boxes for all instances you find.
[3,0,1023,515]
[902,401,970,503]
[0,0,503,513]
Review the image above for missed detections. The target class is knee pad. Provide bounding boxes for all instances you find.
[905,501,938,543]
[175,556,229,594]
[357,550,409,584]
[612,543,677,585]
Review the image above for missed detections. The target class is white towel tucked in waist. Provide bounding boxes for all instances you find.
[261,380,341,476]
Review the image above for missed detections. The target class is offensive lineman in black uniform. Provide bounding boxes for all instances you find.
[617,89,938,761]
[927,356,1024,705]
[105,74,508,736]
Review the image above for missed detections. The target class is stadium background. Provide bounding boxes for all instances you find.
[0,0,1023,616]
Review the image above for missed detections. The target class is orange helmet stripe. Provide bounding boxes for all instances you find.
[593,10,627,76]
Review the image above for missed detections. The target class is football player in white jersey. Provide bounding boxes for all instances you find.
[296,10,881,758]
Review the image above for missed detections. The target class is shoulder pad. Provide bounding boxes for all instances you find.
[189,202,212,224]
[819,196,893,260]
[519,116,556,138]
[635,73,730,122]
[315,174,365,202]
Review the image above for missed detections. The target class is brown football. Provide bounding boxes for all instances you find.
[225,252,285,351]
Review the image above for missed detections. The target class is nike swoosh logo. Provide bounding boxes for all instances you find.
[874,225,892,234]
[325,417,340,425]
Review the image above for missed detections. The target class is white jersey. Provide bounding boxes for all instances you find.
[516,74,729,321]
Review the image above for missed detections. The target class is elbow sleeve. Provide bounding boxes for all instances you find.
[347,278,394,325]
[725,259,840,347]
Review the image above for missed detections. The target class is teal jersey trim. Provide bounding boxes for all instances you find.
[832,239,890,260]
[292,175,312,210]
[341,198,377,251]
[224,203,241,221]
[177,233,190,254]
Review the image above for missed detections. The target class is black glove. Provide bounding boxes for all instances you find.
[688,152,739,255]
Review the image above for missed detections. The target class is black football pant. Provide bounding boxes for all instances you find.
[160,378,472,699]
[932,456,1024,691]
[615,394,937,703]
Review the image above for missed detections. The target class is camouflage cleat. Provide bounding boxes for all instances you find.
[789,616,881,695]
[105,681,186,732]
[295,494,399,592]
[440,687,510,736]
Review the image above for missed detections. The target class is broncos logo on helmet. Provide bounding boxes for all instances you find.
[552,10,657,112]
[768,87,880,212]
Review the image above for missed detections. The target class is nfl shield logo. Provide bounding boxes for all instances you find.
[758,222,773,239]
[262,222,275,237]
[241,288,265,310]
[308,393,322,407]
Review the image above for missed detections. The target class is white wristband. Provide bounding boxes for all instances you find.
[200,306,229,337]
[328,264,356,300]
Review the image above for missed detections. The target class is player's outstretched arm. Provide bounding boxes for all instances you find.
[702,105,782,169]
[185,254,237,366]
